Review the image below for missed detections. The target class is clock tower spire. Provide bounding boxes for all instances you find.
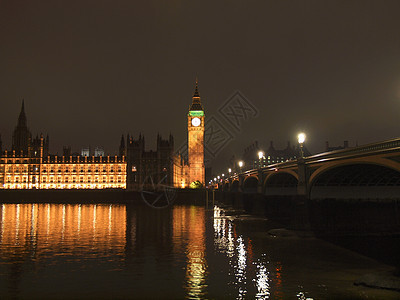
[187,79,205,186]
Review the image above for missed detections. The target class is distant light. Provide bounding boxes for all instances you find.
[298,132,306,144]
[217,175,220,179]
[228,168,232,173]
[258,151,264,159]
[222,173,224,177]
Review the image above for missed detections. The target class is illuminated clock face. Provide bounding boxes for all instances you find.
[191,117,201,127]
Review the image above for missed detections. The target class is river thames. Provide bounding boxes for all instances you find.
[0,201,398,299]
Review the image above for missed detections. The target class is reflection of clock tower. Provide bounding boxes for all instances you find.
[188,79,205,185]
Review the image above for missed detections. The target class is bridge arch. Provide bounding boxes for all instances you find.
[309,157,400,186]
[309,160,400,199]
[263,171,298,196]
[242,175,259,193]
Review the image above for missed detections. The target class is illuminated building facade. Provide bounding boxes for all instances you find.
[187,80,205,185]
[0,137,126,190]
[2,80,205,190]
[1,102,126,190]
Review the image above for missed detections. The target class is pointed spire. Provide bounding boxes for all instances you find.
[119,134,125,156]
[193,77,200,97]
[190,77,203,111]
[17,99,27,128]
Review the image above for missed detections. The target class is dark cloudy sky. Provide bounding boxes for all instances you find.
[1,1,400,172]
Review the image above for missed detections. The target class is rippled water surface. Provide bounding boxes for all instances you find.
[0,202,398,299]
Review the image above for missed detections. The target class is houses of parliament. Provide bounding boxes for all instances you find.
[0,82,205,190]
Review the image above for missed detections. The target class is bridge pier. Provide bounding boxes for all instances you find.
[257,170,263,194]
[297,159,308,197]
[238,174,244,193]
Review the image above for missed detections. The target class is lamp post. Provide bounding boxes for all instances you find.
[258,151,264,169]
[298,132,306,159]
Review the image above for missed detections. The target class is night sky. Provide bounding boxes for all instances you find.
[1,1,400,172]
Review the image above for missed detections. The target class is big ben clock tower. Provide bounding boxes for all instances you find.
[188,79,205,185]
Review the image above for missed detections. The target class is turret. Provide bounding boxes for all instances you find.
[119,134,125,156]
[12,99,31,155]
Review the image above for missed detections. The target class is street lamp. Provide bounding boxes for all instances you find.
[298,132,306,158]
[258,151,264,168]
[238,161,244,173]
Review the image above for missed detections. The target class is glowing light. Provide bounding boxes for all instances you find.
[258,151,264,159]
[298,132,306,144]
[238,161,244,168]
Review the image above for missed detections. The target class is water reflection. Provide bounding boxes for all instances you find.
[173,206,207,299]
[213,205,270,299]
[0,203,127,298]
[0,203,392,299]
[0,203,127,261]
[254,257,270,299]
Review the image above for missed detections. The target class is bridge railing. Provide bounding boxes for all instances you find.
[227,137,400,179]
[306,137,400,162]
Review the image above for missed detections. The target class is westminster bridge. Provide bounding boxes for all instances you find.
[218,138,400,200]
